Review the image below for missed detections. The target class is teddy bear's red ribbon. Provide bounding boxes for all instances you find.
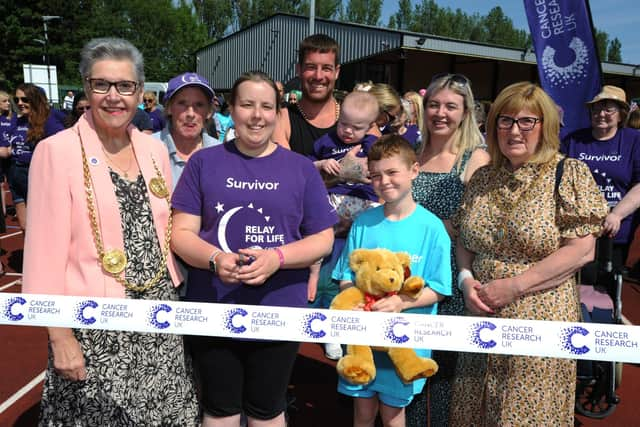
[363,291,398,311]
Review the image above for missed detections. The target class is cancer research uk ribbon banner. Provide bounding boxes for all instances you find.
[524,0,602,138]
[2,293,640,363]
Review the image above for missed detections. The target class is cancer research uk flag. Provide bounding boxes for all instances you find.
[524,0,601,138]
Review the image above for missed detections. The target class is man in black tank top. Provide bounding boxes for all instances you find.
[287,103,337,156]
[273,34,341,156]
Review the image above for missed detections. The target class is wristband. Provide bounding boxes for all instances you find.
[209,250,222,274]
[457,269,474,291]
[274,247,285,269]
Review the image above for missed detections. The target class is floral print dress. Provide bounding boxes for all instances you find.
[449,155,607,427]
[38,171,200,426]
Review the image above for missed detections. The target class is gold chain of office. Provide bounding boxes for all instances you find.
[79,134,172,292]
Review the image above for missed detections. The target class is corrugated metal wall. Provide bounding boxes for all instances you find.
[196,14,401,91]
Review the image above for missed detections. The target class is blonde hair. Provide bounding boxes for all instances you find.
[368,83,401,119]
[486,82,560,169]
[627,108,640,129]
[0,90,13,119]
[143,91,156,102]
[403,91,423,127]
[340,91,379,124]
[420,75,484,169]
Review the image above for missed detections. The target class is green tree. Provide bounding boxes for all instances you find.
[299,0,341,19]
[595,29,609,62]
[608,37,622,63]
[482,6,528,48]
[388,0,412,30]
[342,0,382,26]
[193,0,235,40]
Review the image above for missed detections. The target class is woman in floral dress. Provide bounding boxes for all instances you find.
[408,73,489,427]
[450,82,608,426]
[22,38,199,426]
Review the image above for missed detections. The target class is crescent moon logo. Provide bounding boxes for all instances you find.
[217,206,243,252]
[541,37,589,88]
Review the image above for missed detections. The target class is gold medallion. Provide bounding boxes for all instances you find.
[149,177,169,198]
[102,249,127,274]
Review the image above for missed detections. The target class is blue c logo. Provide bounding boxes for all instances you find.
[560,326,590,355]
[224,308,247,334]
[148,304,172,329]
[75,300,98,325]
[301,312,326,339]
[3,296,26,321]
[384,317,410,344]
[469,321,497,349]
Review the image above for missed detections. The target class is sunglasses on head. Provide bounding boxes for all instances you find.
[430,73,470,88]
[14,96,30,104]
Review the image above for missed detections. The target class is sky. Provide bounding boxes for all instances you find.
[380,0,640,66]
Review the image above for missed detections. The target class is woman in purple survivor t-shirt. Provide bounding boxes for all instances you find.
[562,85,640,280]
[171,71,336,426]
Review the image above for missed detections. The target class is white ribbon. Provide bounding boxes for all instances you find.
[2,293,638,362]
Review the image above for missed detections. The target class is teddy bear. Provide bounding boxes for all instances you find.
[330,248,439,385]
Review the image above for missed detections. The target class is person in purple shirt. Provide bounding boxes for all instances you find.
[171,70,336,427]
[1,83,64,230]
[562,85,640,281]
[143,90,165,133]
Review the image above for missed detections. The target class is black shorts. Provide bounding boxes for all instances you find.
[7,161,29,204]
[187,336,299,420]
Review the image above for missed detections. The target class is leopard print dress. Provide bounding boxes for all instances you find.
[448,155,607,426]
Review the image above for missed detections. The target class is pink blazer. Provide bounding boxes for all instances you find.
[22,114,181,298]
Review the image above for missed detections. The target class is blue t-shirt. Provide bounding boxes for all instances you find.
[309,131,378,201]
[561,127,640,244]
[332,204,451,399]
[172,141,337,308]
[147,109,166,134]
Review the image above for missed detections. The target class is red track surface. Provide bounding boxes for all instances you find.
[1,212,639,427]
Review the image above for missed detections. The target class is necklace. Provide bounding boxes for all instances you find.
[79,131,172,292]
[297,99,340,123]
[101,143,134,178]
[488,162,551,242]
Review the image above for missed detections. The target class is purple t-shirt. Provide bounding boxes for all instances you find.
[0,114,11,148]
[561,127,640,244]
[400,124,421,149]
[309,131,378,201]
[147,109,166,133]
[8,113,65,164]
[172,141,337,307]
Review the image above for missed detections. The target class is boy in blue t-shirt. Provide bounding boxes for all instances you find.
[332,135,452,426]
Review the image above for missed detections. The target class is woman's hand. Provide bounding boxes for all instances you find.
[215,252,241,284]
[234,247,280,286]
[371,293,405,313]
[477,277,520,310]
[603,212,622,238]
[462,278,494,315]
[50,332,87,382]
[320,159,341,176]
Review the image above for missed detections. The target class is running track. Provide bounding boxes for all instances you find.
[1,212,639,426]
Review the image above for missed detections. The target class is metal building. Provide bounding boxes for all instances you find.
[196,13,640,101]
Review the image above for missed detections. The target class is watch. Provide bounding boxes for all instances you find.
[209,250,222,274]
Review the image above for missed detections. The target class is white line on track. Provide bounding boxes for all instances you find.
[0,280,21,291]
[0,370,45,414]
[0,231,22,240]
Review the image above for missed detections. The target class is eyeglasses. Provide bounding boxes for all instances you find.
[77,106,91,112]
[14,96,30,104]
[143,98,154,103]
[86,78,138,95]
[431,73,470,88]
[591,106,619,115]
[496,115,542,131]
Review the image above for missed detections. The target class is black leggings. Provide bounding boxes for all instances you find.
[187,336,299,420]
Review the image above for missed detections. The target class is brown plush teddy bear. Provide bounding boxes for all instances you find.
[330,248,439,385]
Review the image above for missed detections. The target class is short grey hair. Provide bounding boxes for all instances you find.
[79,38,145,83]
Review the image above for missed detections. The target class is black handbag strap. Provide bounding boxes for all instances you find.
[554,157,566,196]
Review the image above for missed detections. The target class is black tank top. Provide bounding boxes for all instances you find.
[287,104,337,156]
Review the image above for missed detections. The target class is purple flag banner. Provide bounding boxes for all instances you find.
[523,0,602,138]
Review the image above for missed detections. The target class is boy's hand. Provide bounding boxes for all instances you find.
[320,159,341,175]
